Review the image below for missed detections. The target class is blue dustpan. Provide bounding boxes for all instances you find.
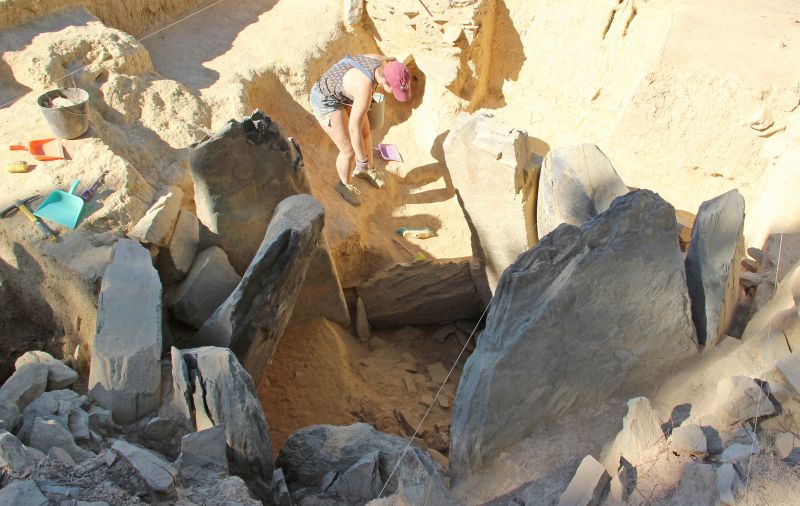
[34,180,84,229]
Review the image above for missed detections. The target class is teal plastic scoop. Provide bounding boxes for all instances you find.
[34,180,84,229]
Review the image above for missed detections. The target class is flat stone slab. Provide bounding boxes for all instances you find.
[129,186,183,247]
[0,363,48,410]
[15,351,78,390]
[685,189,745,346]
[167,246,241,329]
[88,239,162,424]
[557,455,610,506]
[111,439,177,493]
[195,195,325,381]
[717,375,776,425]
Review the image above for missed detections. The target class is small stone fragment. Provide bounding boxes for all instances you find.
[427,362,449,385]
[774,432,800,460]
[178,425,228,477]
[111,439,177,493]
[557,455,610,506]
[669,424,708,457]
[717,376,776,424]
[356,296,370,340]
[29,417,93,463]
[48,446,76,466]
[716,463,743,505]
[129,186,184,246]
[0,430,41,471]
[721,443,759,464]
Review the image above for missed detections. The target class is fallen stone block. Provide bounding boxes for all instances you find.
[183,347,274,501]
[685,190,745,346]
[451,190,698,479]
[277,423,456,505]
[29,417,93,463]
[717,375,775,425]
[178,425,228,478]
[721,443,759,464]
[0,363,48,410]
[14,351,78,390]
[668,424,707,457]
[273,467,292,506]
[537,143,629,240]
[195,195,325,381]
[167,246,241,329]
[716,463,743,505]
[48,446,76,466]
[188,110,310,272]
[0,479,48,506]
[0,430,41,472]
[0,400,21,433]
[87,405,113,433]
[89,239,162,424]
[332,450,381,501]
[68,408,90,441]
[18,390,83,443]
[112,439,177,493]
[774,432,800,460]
[443,112,534,291]
[129,186,183,247]
[557,455,610,506]
[157,209,200,285]
[357,260,483,328]
[776,352,800,398]
[288,237,350,327]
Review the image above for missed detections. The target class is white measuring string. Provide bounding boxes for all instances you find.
[745,222,785,494]
[0,0,229,110]
[377,298,492,498]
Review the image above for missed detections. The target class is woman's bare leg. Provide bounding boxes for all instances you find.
[319,109,353,184]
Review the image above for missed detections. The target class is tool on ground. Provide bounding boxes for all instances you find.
[1,195,58,241]
[392,236,427,263]
[34,180,84,229]
[375,143,403,162]
[9,138,65,161]
[396,226,434,239]
[80,170,108,202]
[4,160,29,173]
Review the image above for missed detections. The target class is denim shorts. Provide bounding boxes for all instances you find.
[310,85,342,124]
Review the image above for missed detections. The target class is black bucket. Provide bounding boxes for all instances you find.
[37,88,90,139]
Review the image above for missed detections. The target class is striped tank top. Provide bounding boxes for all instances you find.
[314,54,381,106]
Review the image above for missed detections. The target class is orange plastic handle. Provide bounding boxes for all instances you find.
[9,145,28,151]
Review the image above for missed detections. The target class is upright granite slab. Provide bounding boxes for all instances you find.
[194,195,324,381]
[537,144,629,239]
[183,347,273,501]
[685,189,745,346]
[443,111,535,292]
[89,239,162,424]
[450,190,699,479]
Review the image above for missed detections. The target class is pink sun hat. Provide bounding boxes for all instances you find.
[383,61,412,102]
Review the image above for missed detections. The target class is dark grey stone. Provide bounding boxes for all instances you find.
[183,347,274,502]
[357,260,483,328]
[537,144,629,239]
[277,423,456,505]
[450,190,699,480]
[194,195,324,381]
[685,189,745,346]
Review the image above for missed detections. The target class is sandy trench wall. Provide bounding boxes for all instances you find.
[0,0,205,35]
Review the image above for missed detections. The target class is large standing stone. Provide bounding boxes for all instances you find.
[188,110,310,272]
[157,209,200,285]
[14,351,78,390]
[557,455,610,506]
[357,260,483,328]
[167,246,241,329]
[183,347,274,501]
[277,423,457,505]
[111,439,177,493]
[194,195,324,380]
[443,112,535,291]
[0,363,48,410]
[537,144,629,240]
[450,190,698,479]
[89,239,162,424]
[129,186,184,247]
[685,189,745,346]
[615,397,665,465]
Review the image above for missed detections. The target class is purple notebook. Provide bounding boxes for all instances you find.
[376,143,403,162]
